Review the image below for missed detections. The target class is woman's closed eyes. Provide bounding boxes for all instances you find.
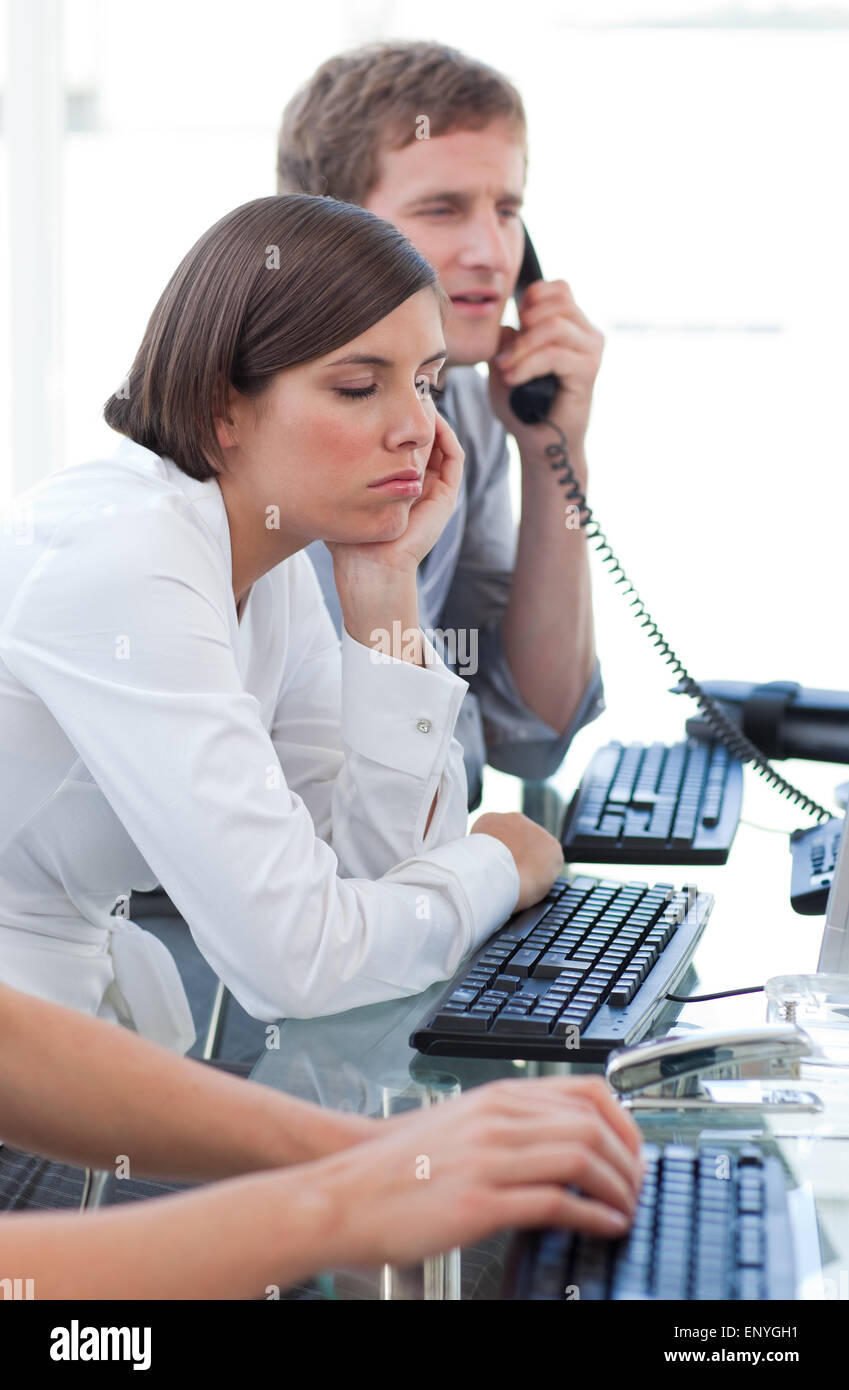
[335,379,444,403]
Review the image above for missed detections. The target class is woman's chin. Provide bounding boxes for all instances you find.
[363,504,414,543]
[323,500,413,548]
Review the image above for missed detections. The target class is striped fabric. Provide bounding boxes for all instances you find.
[0,1144,188,1211]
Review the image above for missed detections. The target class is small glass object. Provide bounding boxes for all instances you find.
[766,973,849,1067]
[378,1069,462,1301]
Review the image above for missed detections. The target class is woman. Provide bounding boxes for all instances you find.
[0,195,562,1049]
[0,981,641,1298]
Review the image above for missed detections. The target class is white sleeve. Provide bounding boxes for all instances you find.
[268,551,474,879]
[0,504,519,1020]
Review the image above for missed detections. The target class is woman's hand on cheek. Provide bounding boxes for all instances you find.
[325,412,463,662]
[394,409,464,567]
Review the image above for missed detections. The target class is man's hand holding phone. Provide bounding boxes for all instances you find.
[488,278,605,473]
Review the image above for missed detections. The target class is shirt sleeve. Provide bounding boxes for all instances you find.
[267,549,477,877]
[439,376,606,781]
[0,502,519,1021]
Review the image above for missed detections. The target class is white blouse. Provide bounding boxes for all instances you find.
[0,439,519,1052]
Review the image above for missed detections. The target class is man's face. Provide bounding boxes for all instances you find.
[365,120,526,368]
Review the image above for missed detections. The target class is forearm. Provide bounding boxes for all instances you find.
[0,1166,338,1300]
[334,564,425,666]
[502,446,597,732]
[0,984,374,1180]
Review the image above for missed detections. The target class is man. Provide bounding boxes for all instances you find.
[277,41,606,809]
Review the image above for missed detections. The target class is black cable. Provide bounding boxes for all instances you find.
[540,417,834,823]
[665,985,764,1003]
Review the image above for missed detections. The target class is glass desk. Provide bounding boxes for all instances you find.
[249,764,849,1301]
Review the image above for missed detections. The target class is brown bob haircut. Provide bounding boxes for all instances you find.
[277,41,527,206]
[104,194,446,481]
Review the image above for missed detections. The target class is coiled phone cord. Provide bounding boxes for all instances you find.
[540,418,833,823]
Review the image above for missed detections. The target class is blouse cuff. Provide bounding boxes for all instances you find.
[341,626,469,780]
[415,833,521,949]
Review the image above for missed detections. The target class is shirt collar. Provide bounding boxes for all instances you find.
[112,436,233,574]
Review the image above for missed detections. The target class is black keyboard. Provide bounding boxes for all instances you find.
[790,815,844,915]
[561,739,743,866]
[504,1142,796,1300]
[410,875,713,1061]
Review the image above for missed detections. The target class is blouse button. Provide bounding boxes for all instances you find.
[416,718,432,734]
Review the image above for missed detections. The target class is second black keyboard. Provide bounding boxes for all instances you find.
[411,874,713,1061]
[503,1142,796,1300]
[561,738,744,866]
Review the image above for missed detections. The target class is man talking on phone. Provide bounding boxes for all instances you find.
[277,41,605,812]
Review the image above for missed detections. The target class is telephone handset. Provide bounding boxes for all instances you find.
[508,222,832,824]
[509,228,559,426]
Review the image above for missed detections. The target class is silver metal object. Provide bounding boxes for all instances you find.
[79,1167,111,1210]
[606,1023,818,1111]
[202,979,231,1061]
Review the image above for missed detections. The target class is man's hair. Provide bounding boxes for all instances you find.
[104,194,445,481]
[277,41,527,206]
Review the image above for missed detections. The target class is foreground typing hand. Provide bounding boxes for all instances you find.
[0,985,642,1298]
[303,1075,643,1273]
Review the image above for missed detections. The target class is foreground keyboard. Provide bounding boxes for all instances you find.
[790,815,844,915]
[411,875,713,1061]
[561,738,743,866]
[504,1143,796,1300]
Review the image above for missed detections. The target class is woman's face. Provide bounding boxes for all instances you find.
[217,287,447,552]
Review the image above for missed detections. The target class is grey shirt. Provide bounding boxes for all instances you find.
[306,366,605,808]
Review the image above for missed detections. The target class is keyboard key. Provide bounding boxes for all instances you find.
[737,1269,765,1300]
[508,949,541,976]
[737,1223,764,1267]
[533,953,572,979]
[448,988,479,1006]
[553,1013,588,1034]
[738,1186,764,1215]
[585,819,622,840]
[494,974,521,993]
[432,1011,488,1031]
[492,1013,555,1035]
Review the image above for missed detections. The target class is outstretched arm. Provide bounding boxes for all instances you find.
[0,982,374,1181]
[0,1068,641,1300]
